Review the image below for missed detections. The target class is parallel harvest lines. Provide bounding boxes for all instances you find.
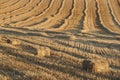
[58,0,84,30]
[0,0,30,14]
[108,0,120,26]
[82,0,98,32]
[0,0,20,19]
[95,0,112,33]
[0,1,120,79]
[0,0,30,25]
[14,0,61,27]
[0,0,120,33]
[26,0,73,29]
[2,0,40,18]
[0,0,19,9]
[9,0,51,26]
[96,0,120,34]
[0,0,41,25]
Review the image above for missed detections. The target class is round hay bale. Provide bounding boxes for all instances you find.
[70,35,76,40]
[82,59,109,73]
[6,39,20,45]
[37,47,51,57]
[81,30,88,33]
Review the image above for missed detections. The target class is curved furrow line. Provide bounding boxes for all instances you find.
[0,0,21,19]
[18,1,68,28]
[15,0,41,16]
[15,0,65,28]
[24,0,73,29]
[95,0,113,33]
[0,0,19,9]
[77,0,86,30]
[10,0,51,24]
[108,0,120,26]
[16,0,42,16]
[14,0,60,27]
[0,27,28,35]
[57,0,84,30]
[18,0,67,29]
[0,0,120,79]
[8,0,51,25]
[24,0,63,27]
[0,0,9,4]
[21,0,65,28]
[6,0,40,17]
[0,0,32,23]
[54,0,64,15]
[64,0,74,19]
[46,0,74,29]
[96,0,120,34]
[0,0,31,25]
[107,1,120,28]
[67,0,85,30]
[2,0,31,25]
[9,0,42,23]
[0,0,41,24]
[35,0,52,16]
[0,0,30,14]
[49,0,75,29]
[82,0,98,32]
[95,0,120,35]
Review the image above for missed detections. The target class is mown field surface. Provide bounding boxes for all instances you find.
[0,0,120,80]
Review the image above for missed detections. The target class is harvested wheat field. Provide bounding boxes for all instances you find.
[0,0,120,80]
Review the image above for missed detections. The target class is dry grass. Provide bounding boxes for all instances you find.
[0,0,120,80]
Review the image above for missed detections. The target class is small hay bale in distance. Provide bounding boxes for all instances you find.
[82,59,109,73]
[6,39,20,45]
[37,46,51,57]
[0,36,20,45]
